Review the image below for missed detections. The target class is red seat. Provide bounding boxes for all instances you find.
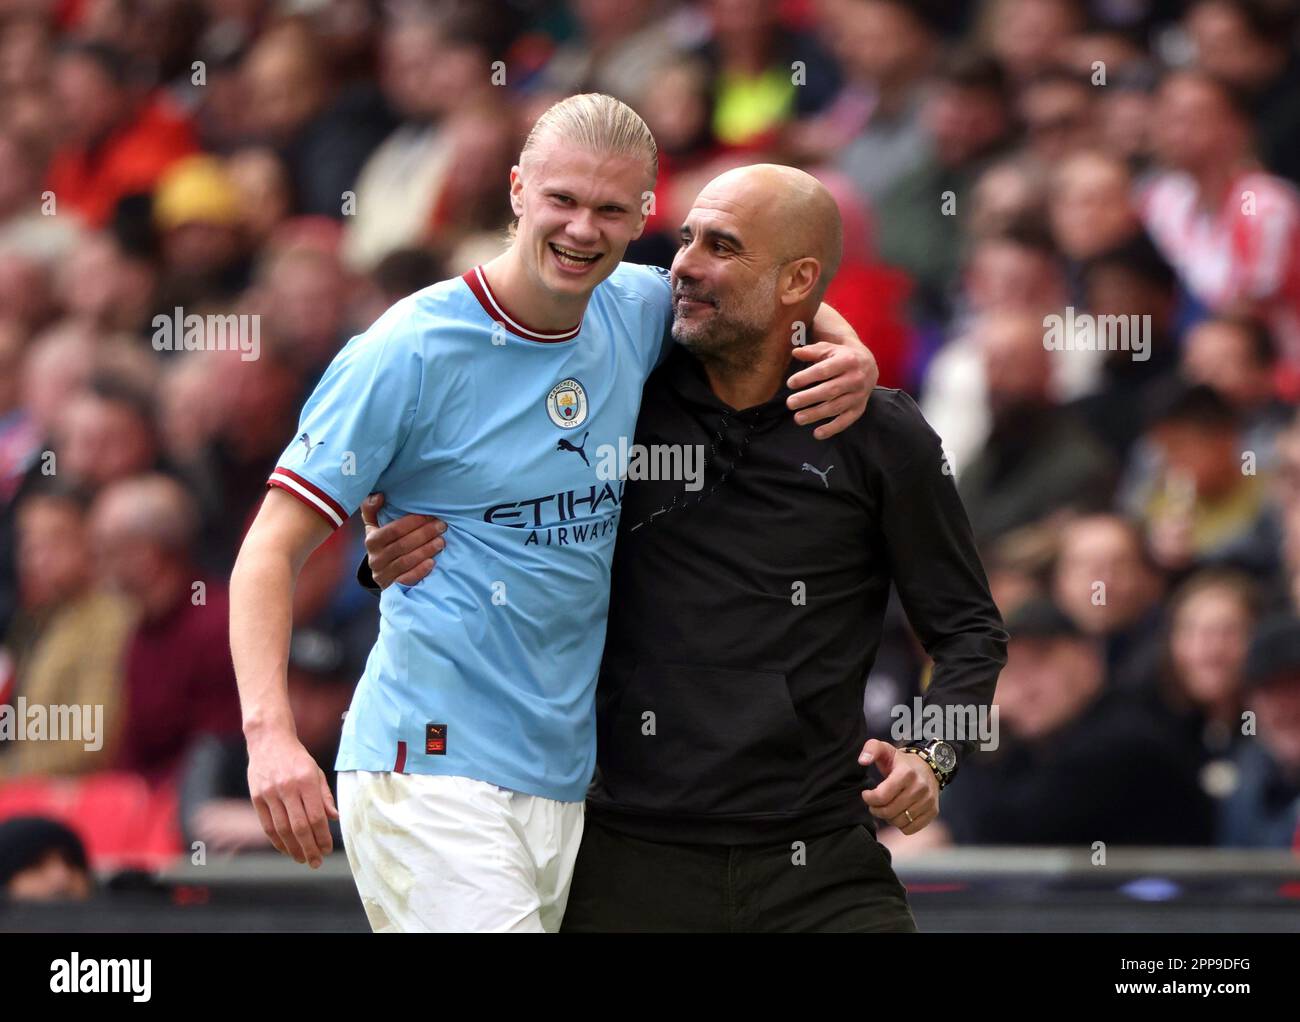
[0,772,182,870]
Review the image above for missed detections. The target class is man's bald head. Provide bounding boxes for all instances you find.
[695,164,843,303]
[671,164,843,368]
[90,473,200,610]
[91,473,199,557]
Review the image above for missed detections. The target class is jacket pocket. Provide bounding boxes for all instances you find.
[601,661,807,815]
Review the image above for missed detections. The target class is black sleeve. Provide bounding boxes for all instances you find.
[357,553,381,595]
[871,391,1008,771]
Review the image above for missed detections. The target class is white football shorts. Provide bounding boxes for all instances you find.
[336,770,585,933]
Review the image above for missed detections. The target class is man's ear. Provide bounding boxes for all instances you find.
[780,258,821,306]
[509,165,525,219]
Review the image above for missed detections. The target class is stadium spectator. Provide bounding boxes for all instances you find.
[1219,615,1300,846]
[45,40,198,227]
[1067,235,1182,460]
[955,310,1115,543]
[1182,315,1291,469]
[965,155,1051,242]
[152,154,253,311]
[940,598,1216,846]
[1051,513,1165,692]
[351,247,443,330]
[239,20,394,220]
[0,250,56,339]
[224,147,293,248]
[1183,0,1300,184]
[1049,151,1142,284]
[155,349,223,469]
[1155,569,1260,792]
[982,0,1084,84]
[1141,69,1300,393]
[17,323,158,461]
[0,816,92,902]
[0,483,133,779]
[610,53,721,265]
[1018,67,1097,165]
[1266,416,1300,611]
[1094,62,1159,167]
[831,0,939,202]
[0,127,82,265]
[696,0,842,150]
[540,0,682,103]
[178,348,302,573]
[1056,27,1147,87]
[0,14,53,97]
[54,376,162,494]
[920,225,1067,476]
[872,49,1016,321]
[247,241,351,376]
[1132,381,1271,571]
[89,474,242,786]
[343,5,511,271]
[52,228,158,336]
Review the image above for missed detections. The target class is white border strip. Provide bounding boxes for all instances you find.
[269,471,344,528]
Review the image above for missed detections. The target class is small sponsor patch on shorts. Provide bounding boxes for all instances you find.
[425,723,448,755]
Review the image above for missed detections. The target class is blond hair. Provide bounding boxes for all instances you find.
[521,93,658,183]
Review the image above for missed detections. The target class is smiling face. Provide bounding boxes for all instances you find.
[508,136,651,306]
[669,165,839,368]
[670,184,781,364]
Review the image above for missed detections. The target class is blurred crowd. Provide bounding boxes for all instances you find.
[2,0,1300,898]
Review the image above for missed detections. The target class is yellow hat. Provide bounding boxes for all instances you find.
[153,155,242,231]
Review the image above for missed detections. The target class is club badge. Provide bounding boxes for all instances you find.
[546,378,588,429]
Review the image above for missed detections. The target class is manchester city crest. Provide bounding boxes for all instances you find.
[546,378,588,428]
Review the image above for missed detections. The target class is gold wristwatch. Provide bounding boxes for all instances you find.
[901,740,958,790]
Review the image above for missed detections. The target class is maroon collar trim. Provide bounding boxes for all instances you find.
[461,266,582,342]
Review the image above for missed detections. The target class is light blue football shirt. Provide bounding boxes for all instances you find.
[268,262,672,802]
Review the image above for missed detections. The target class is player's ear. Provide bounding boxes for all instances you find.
[780,258,820,306]
[509,165,525,219]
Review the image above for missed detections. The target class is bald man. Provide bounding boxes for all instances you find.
[365,165,1007,931]
[91,474,242,781]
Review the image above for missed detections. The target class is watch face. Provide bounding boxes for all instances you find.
[932,742,957,772]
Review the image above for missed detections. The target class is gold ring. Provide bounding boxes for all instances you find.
[904,809,914,825]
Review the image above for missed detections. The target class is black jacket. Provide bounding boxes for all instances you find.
[587,348,1007,843]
